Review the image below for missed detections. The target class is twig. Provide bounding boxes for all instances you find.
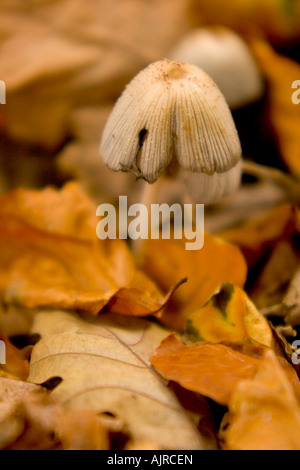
[242,160,300,204]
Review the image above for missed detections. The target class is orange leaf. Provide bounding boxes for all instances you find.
[0,183,164,316]
[251,39,300,176]
[151,334,300,407]
[220,350,300,450]
[220,203,300,267]
[140,234,247,330]
[151,334,261,406]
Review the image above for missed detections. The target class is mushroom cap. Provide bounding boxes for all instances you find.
[169,28,264,109]
[180,160,242,204]
[100,59,241,186]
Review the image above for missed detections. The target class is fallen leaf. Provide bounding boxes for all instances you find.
[0,336,29,381]
[27,310,205,450]
[251,39,300,177]
[219,350,300,450]
[140,234,247,330]
[151,334,261,406]
[220,203,300,268]
[0,377,108,450]
[0,0,192,148]
[151,334,300,407]
[220,203,300,310]
[185,282,275,348]
[250,239,299,309]
[0,183,166,316]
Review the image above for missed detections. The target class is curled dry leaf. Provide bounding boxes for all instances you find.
[185,282,275,348]
[0,182,168,317]
[0,377,108,450]
[219,350,300,450]
[140,234,247,330]
[151,334,300,407]
[27,310,206,450]
[249,239,299,309]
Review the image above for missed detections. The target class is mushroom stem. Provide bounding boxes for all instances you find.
[130,180,160,259]
[242,160,300,203]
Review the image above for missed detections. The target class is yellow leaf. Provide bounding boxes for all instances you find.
[185,283,275,348]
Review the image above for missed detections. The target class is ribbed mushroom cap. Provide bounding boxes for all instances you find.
[169,28,264,109]
[100,60,241,188]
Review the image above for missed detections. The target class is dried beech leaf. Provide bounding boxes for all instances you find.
[185,283,275,348]
[0,183,165,316]
[251,40,300,176]
[151,334,300,407]
[151,334,261,406]
[28,310,205,450]
[220,203,300,268]
[250,240,299,309]
[220,350,300,450]
[0,0,192,148]
[140,234,247,330]
[0,336,29,381]
[0,377,108,450]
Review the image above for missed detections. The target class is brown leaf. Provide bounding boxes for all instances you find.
[220,203,300,309]
[0,0,192,148]
[220,203,300,268]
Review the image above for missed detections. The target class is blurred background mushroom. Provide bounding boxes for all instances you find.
[169,27,264,110]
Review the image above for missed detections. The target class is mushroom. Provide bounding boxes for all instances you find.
[169,27,264,110]
[100,59,242,205]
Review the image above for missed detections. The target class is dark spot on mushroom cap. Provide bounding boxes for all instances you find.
[138,128,148,147]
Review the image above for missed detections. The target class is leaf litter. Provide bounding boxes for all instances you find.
[1,0,300,451]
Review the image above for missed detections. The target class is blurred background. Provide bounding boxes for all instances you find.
[0,0,299,230]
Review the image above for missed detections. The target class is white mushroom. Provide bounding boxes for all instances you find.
[169,27,264,109]
[100,59,242,204]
